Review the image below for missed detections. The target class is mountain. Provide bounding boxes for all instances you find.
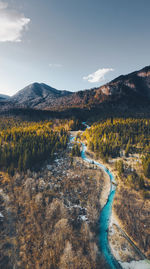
[11,82,71,108]
[1,65,150,118]
[10,66,150,110]
[92,65,150,104]
[58,65,150,112]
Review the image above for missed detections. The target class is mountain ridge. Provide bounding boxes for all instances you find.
[0,65,150,117]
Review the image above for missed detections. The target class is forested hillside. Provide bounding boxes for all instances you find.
[83,118,150,180]
[0,118,82,175]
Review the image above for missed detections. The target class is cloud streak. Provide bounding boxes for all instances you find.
[83,68,114,83]
[0,1,30,42]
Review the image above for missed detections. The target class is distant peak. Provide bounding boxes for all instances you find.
[29,82,41,87]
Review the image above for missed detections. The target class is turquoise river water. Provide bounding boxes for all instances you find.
[73,122,122,268]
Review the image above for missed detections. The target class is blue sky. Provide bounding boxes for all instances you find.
[0,0,150,96]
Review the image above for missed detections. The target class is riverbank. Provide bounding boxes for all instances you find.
[113,183,150,259]
[108,211,142,262]
[80,144,122,268]
[84,147,150,268]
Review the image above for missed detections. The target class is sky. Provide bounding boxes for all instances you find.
[0,0,150,96]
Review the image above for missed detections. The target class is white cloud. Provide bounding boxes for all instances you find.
[49,63,62,68]
[0,1,30,42]
[83,68,114,83]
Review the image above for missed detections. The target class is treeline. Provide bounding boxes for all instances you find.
[0,119,69,175]
[0,117,82,131]
[83,118,150,177]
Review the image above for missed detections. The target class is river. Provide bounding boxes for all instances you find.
[76,122,122,268]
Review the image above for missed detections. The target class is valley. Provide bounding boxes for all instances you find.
[0,0,150,266]
[0,65,150,268]
[0,122,110,269]
[0,118,150,268]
